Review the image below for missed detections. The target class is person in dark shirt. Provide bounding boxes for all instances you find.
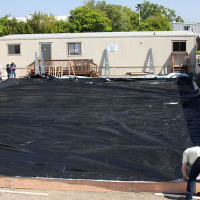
[0,65,2,82]
[6,64,12,79]
[10,61,17,78]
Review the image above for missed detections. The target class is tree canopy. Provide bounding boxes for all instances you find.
[69,6,112,32]
[84,0,138,31]
[25,12,59,33]
[0,0,185,36]
[139,16,172,31]
[0,15,27,36]
[137,1,183,23]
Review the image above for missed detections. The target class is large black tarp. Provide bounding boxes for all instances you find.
[0,77,199,181]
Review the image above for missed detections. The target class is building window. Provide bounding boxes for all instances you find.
[68,43,81,55]
[173,41,186,52]
[8,44,21,55]
[184,26,190,31]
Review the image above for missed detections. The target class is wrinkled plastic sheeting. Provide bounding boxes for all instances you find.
[0,77,199,181]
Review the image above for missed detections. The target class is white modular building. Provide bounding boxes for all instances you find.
[171,22,200,36]
[0,31,196,78]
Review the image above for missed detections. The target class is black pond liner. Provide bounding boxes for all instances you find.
[0,76,199,182]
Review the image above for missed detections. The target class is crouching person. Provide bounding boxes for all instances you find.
[182,146,200,200]
[0,65,2,82]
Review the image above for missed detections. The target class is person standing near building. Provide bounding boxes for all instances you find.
[6,64,12,79]
[182,146,200,200]
[10,61,17,78]
[0,64,2,82]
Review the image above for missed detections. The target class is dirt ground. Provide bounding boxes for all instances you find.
[0,188,187,200]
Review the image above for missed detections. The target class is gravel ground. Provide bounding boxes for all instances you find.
[0,189,187,200]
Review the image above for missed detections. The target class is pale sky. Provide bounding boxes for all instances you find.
[0,0,199,23]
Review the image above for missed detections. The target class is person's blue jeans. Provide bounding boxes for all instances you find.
[186,157,200,200]
[7,73,11,79]
[12,70,16,78]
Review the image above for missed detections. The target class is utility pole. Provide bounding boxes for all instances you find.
[136,4,142,26]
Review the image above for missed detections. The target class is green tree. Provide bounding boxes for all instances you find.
[123,7,138,30]
[0,16,27,35]
[26,12,61,33]
[84,0,95,9]
[54,19,77,33]
[0,1,185,36]
[139,16,172,31]
[0,15,10,36]
[138,1,184,23]
[95,0,107,13]
[105,5,136,31]
[0,12,72,36]
[84,0,138,32]
[69,6,112,32]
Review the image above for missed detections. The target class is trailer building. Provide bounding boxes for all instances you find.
[0,31,196,78]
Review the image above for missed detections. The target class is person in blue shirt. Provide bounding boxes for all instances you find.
[10,61,17,78]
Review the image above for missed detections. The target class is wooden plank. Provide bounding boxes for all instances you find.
[172,51,188,55]
[194,182,200,193]
[171,54,174,73]
[0,176,189,193]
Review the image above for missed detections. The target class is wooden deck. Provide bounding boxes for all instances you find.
[27,59,98,77]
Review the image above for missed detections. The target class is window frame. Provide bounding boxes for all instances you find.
[184,26,190,31]
[67,42,82,56]
[172,41,187,52]
[7,43,21,55]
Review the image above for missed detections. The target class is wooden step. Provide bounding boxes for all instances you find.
[174,66,189,73]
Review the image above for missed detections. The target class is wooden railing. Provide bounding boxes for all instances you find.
[171,52,190,74]
[27,59,98,77]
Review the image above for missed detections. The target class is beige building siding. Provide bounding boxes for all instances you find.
[0,31,196,78]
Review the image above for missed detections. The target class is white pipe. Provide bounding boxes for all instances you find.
[0,189,48,196]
